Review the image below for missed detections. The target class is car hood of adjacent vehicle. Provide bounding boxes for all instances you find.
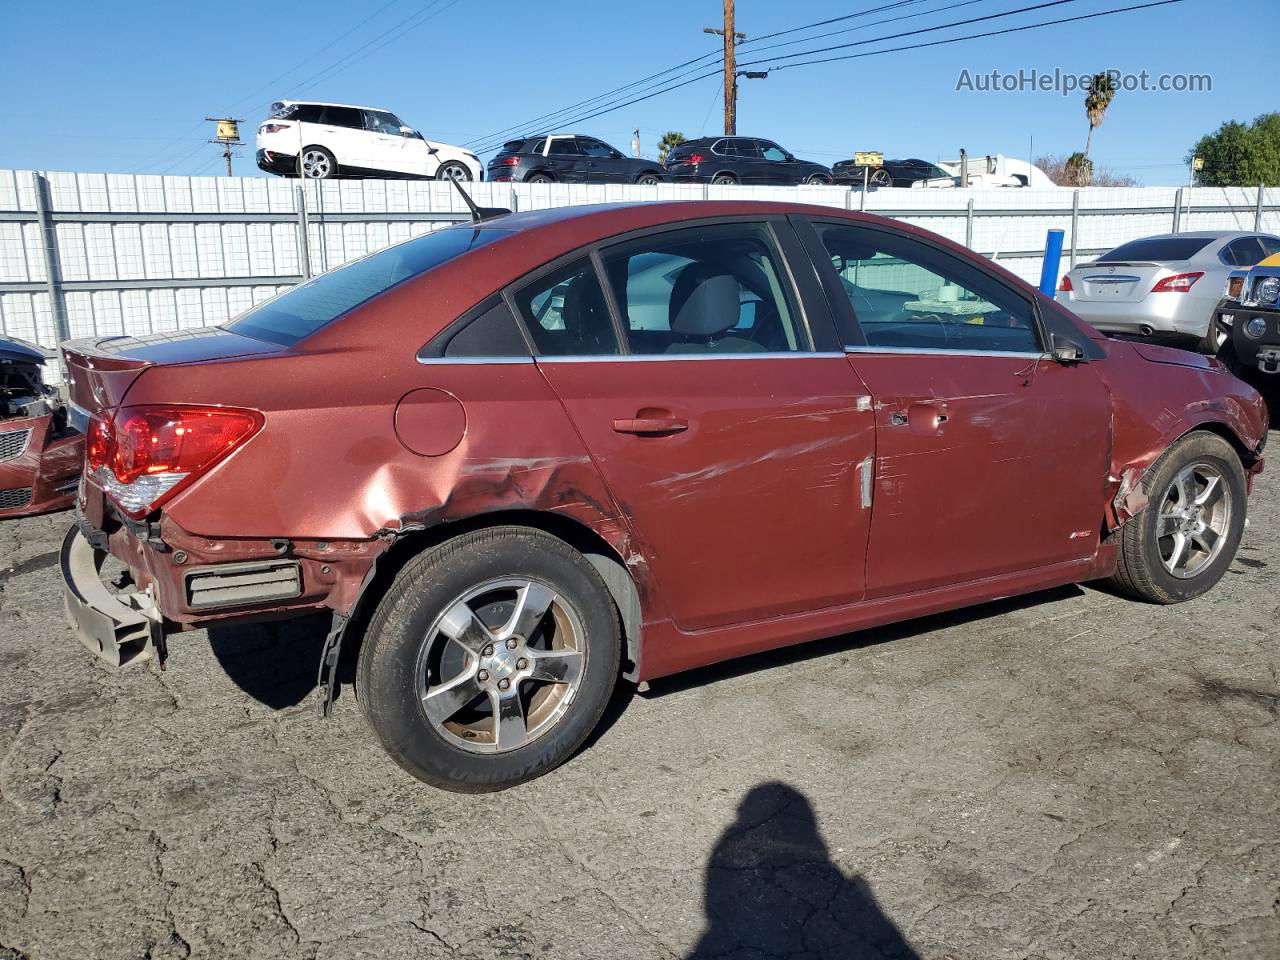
[1127,340,1224,372]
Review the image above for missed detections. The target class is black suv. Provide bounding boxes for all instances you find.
[664,137,832,186]
[832,157,955,188]
[487,135,667,184]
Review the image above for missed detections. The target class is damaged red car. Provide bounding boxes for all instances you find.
[60,201,1268,792]
[1,337,82,519]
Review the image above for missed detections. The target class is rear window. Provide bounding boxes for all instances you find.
[226,226,505,346]
[1098,237,1213,262]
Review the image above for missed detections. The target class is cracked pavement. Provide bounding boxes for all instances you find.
[0,433,1277,959]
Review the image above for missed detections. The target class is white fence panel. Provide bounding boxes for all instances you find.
[1,168,1277,352]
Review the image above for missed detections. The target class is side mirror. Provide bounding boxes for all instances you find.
[1051,333,1085,364]
[400,126,414,135]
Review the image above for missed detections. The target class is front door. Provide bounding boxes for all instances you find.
[577,137,626,184]
[509,221,875,631]
[806,219,1112,598]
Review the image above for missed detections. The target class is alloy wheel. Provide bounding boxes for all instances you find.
[301,150,332,179]
[415,578,587,754]
[1156,461,1231,579]
[439,162,470,181]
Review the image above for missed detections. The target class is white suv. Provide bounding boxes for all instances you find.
[256,100,481,181]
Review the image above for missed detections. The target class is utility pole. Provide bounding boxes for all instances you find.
[704,1,746,136]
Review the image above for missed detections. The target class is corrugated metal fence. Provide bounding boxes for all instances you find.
[1,168,1276,352]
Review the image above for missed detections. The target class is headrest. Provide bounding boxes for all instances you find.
[669,266,741,337]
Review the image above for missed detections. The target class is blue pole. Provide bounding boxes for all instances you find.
[1039,228,1065,295]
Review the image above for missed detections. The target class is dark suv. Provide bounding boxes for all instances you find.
[664,137,832,186]
[487,135,666,185]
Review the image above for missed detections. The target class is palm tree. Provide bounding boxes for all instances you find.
[658,131,687,165]
[1082,72,1117,179]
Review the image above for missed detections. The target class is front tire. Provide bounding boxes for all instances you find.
[435,161,471,181]
[636,172,662,186]
[1106,431,1246,603]
[356,527,621,792]
[806,174,832,185]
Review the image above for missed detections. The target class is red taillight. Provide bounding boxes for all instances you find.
[1151,271,1203,293]
[1058,274,1072,292]
[88,405,263,517]
[259,123,291,135]
[688,153,705,165]
[500,156,519,166]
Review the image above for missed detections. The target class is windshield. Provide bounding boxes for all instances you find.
[226,225,505,346]
[1099,237,1213,262]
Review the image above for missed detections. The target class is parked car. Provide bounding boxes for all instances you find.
[664,137,832,185]
[1,337,81,519]
[1055,231,1280,350]
[256,99,482,181]
[487,134,666,185]
[61,200,1267,792]
[833,157,953,189]
[1213,252,1280,383]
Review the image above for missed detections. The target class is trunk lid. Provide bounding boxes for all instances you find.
[1067,261,1176,304]
[62,328,284,417]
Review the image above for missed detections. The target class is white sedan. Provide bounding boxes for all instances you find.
[256,99,481,181]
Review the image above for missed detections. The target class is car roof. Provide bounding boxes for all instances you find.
[274,98,392,112]
[1129,231,1268,242]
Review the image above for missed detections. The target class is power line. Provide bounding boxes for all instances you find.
[739,0,1087,69]
[137,0,411,171]
[743,0,934,45]
[477,0,1182,139]
[741,0,987,57]
[462,49,724,150]
[755,0,1183,72]
[467,55,727,155]
[290,0,463,96]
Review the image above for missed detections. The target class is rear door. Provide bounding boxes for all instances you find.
[317,105,370,170]
[511,219,876,631]
[544,137,586,182]
[801,218,1112,598]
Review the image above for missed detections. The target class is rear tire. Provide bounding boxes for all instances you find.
[711,173,737,186]
[526,172,554,184]
[435,161,471,181]
[1106,431,1246,603]
[356,526,621,792]
[300,146,336,179]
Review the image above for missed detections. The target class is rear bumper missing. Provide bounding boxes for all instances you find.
[61,523,162,668]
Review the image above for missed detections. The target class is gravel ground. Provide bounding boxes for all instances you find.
[0,433,1276,960]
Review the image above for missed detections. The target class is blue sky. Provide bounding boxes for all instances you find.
[0,0,1267,185]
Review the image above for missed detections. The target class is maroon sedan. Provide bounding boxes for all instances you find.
[60,201,1268,791]
[1,337,82,519]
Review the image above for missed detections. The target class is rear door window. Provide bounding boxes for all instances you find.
[547,138,582,156]
[599,224,808,355]
[1223,237,1266,267]
[227,226,505,346]
[320,106,364,129]
[1099,237,1213,262]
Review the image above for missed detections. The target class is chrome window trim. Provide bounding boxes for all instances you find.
[844,346,1044,359]
[416,356,535,365]
[536,351,846,363]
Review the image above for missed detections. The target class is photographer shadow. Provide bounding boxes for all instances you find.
[689,781,920,960]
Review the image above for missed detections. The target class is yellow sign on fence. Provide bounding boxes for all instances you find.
[853,151,884,167]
